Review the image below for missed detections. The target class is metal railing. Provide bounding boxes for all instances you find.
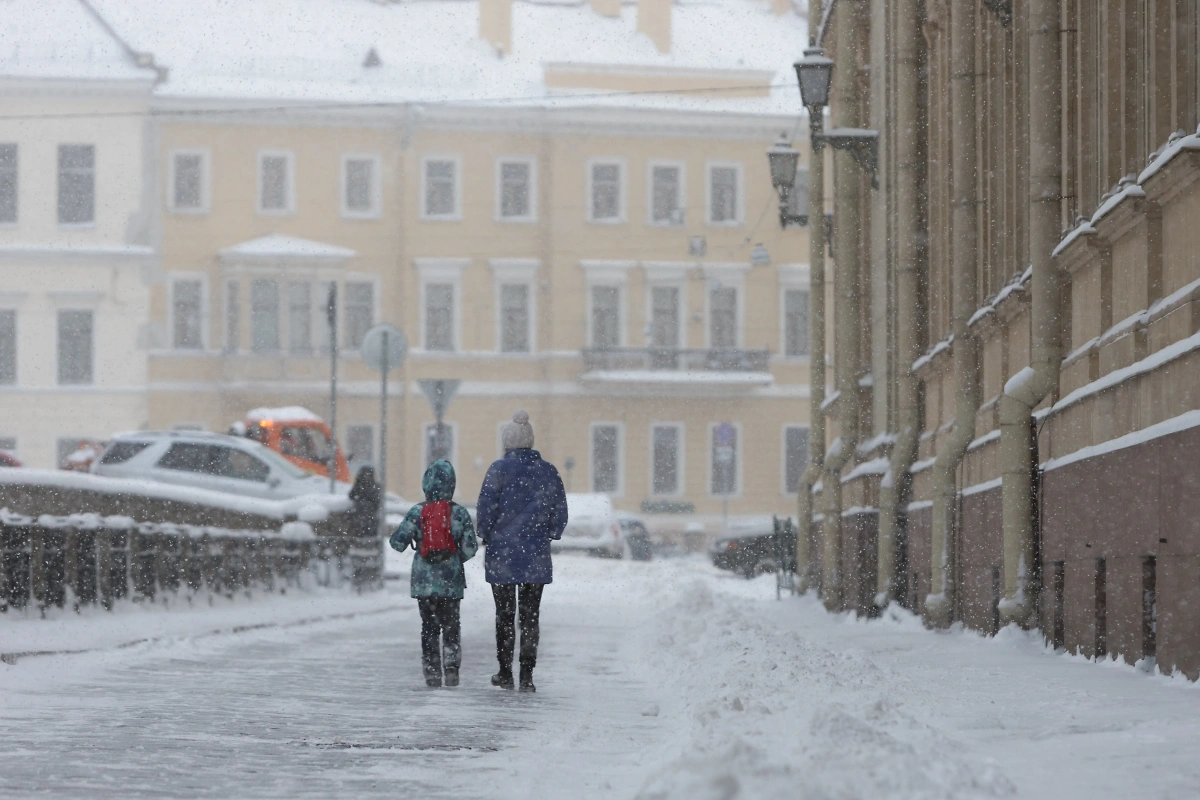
[581,347,772,372]
[0,511,383,614]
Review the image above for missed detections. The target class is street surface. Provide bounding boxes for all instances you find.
[3,555,1200,798]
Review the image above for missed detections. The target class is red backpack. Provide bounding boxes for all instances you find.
[419,500,458,563]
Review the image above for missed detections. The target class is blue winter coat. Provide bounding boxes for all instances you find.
[389,460,478,599]
[476,448,568,585]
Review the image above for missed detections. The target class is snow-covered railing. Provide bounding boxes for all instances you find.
[0,508,383,615]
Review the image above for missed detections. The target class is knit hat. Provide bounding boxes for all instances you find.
[502,409,535,451]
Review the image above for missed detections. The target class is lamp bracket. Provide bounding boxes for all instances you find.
[821,127,880,189]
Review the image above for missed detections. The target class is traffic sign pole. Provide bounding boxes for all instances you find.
[379,330,389,502]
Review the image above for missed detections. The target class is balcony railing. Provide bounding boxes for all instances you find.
[581,347,771,373]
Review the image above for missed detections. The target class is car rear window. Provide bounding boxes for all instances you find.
[99,441,151,465]
[157,443,271,483]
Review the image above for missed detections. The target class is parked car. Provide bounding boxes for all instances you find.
[709,520,789,578]
[232,407,351,483]
[91,431,334,500]
[617,513,653,561]
[0,450,21,467]
[554,493,625,558]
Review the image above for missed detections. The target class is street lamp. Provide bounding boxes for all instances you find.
[794,45,834,110]
[767,140,806,228]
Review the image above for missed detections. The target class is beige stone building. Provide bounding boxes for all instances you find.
[90,0,815,532]
[804,0,1200,675]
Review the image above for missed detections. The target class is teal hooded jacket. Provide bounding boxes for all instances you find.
[389,460,479,599]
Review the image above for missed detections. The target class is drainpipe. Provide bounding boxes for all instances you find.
[795,106,827,593]
[875,0,925,609]
[821,0,865,611]
[998,0,1062,627]
[925,0,980,627]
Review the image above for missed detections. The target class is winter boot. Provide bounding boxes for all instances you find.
[519,667,536,693]
[426,676,442,688]
[444,670,459,688]
[491,669,514,690]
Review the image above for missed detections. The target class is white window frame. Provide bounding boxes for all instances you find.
[257,149,296,215]
[56,307,96,387]
[589,421,625,497]
[420,154,462,221]
[586,158,627,224]
[703,265,748,349]
[646,159,686,227]
[781,424,811,497]
[494,156,537,222]
[643,263,689,350]
[648,421,685,499]
[415,258,468,352]
[345,422,377,467]
[707,421,744,499]
[0,306,17,386]
[706,161,744,226]
[340,153,381,219]
[581,261,635,348]
[167,148,211,214]
[778,264,812,361]
[422,420,459,470]
[0,142,17,226]
[168,273,208,351]
[489,258,538,354]
[57,143,96,228]
[224,279,240,353]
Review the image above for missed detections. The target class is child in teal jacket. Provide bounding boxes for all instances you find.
[390,459,478,687]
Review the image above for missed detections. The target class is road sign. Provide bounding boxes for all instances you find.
[361,324,408,373]
[418,380,461,419]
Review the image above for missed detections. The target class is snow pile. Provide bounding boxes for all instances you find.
[635,576,1016,799]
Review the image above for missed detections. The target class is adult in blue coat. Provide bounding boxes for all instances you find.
[476,409,568,692]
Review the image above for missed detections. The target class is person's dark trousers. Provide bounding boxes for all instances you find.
[492,583,545,673]
[417,598,462,681]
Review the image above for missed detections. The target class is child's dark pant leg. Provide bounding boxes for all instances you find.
[440,599,462,672]
[417,598,443,680]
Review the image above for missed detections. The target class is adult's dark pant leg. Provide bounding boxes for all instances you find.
[492,584,517,673]
[440,599,462,673]
[417,598,443,680]
[518,583,545,670]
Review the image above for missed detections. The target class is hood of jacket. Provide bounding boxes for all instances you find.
[422,459,456,501]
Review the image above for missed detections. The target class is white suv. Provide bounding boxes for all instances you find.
[91,431,332,500]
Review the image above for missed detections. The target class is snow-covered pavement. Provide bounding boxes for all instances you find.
[3,555,1200,799]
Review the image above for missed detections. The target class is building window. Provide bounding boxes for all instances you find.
[287,281,312,353]
[0,143,16,224]
[423,157,459,218]
[343,155,378,217]
[589,161,623,222]
[425,283,455,351]
[590,285,621,348]
[250,279,280,352]
[0,309,15,385]
[711,423,738,496]
[425,422,455,467]
[710,286,738,348]
[344,282,374,350]
[346,424,375,471]
[650,286,681,349]
[170,150,208,212]
[650,163,683,225]
[57,310,93,385]
[0,437,15,455]
[498,159,534,220]
[651,424,682,496]
[708,164,740,225]
[591,423,621,494]
[58,144,95,225]
[258,151,293,213]
[499,283,531,353]
[224,280,240,353]
[784,426,810,495]
[784,288,810,357]
[172,279,204,350]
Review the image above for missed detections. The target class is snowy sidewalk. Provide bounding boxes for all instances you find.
[3,556,1200,798]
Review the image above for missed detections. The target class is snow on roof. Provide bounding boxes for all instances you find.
[246,406,325,423]
[88,0,806,114]
[0,0,156,82]
[219,234,356,262]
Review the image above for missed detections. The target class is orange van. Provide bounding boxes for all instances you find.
[236,407,351,483]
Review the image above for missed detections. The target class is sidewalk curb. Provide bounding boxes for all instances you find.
[0,604,405,665]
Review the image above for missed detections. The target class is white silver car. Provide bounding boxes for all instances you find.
[91,431,332,500]
[552,493,626,558]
